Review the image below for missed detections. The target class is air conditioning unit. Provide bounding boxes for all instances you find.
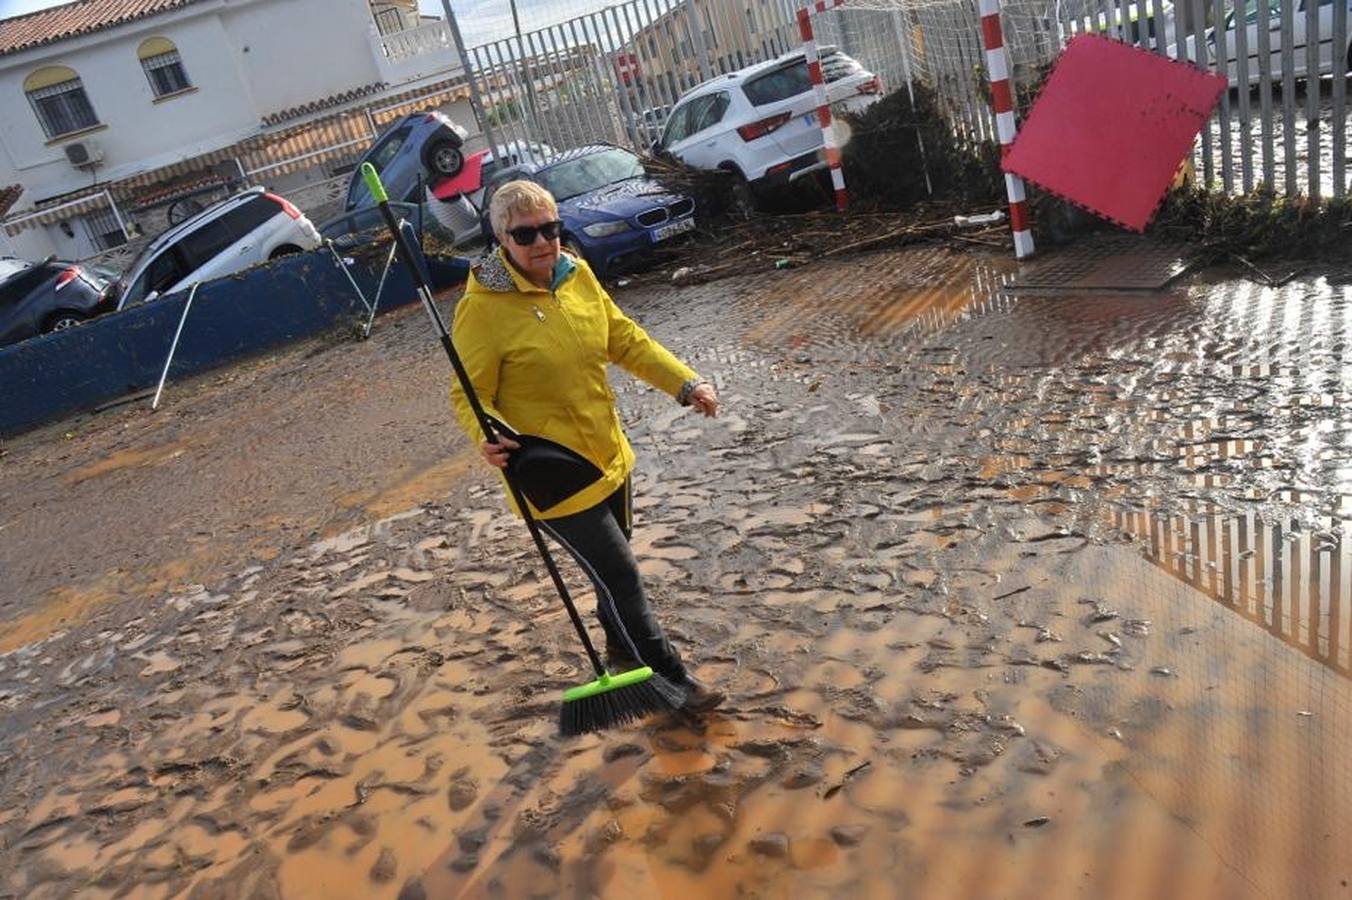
[64,140,103,169]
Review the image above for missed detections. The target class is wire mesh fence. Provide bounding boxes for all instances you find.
[456,0,1349,201]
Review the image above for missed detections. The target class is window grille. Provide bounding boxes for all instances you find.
[142,50,191,97]
[374,7,405,35]
[27,78,99,139]
[84,207,126,251]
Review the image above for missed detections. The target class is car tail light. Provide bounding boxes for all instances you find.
[265,192,302,220]
[53,266,80,291]
[737,112,792,142]
[856,76,882,95]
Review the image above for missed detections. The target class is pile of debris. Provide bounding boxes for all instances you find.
[632,83,1012,285]
[627,204,1010,287]
[839,81,1004,211]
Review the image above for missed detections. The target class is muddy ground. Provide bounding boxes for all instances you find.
[2,243,1350,899]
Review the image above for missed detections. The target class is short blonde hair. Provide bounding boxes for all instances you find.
[489,180,558,239]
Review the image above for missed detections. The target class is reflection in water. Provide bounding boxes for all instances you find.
[1114,500,1351,677]
[742,248,1015,352]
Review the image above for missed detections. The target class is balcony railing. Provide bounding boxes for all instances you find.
[378,19,456,64]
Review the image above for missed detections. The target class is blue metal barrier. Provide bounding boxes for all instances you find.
[0,247,470,437]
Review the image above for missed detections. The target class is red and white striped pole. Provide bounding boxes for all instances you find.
[979,0,1035,259]
[797,0,848,211]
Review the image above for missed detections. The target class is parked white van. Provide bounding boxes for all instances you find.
[112,188,320,310]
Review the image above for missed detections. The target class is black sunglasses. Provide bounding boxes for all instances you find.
[506,220,563,246]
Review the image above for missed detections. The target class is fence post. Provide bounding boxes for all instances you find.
[105,191,130,246]
[979,0,1034,259]
[797,2,849,212]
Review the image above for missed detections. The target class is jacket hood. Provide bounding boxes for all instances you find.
[471,247,578,295]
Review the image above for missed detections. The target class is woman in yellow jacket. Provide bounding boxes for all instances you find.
[450,180,724,713]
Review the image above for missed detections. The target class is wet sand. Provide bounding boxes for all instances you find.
[1,245,1349,898]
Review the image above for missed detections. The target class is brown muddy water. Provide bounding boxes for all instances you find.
[1,245,1350,899]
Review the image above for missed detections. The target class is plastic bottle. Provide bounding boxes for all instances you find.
[953,210,1006,227]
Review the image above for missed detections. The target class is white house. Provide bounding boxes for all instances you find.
[0,0,472,261]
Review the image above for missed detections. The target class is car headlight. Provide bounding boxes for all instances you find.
[582,221,631,237]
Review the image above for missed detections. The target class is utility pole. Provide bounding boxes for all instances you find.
[684,0,713,82]
[509,0,546,140]
[437,0,502,158]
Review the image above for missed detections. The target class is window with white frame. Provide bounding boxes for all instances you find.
[138,37,191,97]
[24,66,100,139]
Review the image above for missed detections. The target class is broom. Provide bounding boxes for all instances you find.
[359,163,684,736]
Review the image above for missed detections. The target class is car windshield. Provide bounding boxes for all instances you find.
[115,231,176,294]
[536,149,644,201]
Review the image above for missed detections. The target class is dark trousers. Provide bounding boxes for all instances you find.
[538,478,688,682]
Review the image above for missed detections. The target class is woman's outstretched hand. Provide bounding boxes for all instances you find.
[690,383,719,418]
[480,435,520,469]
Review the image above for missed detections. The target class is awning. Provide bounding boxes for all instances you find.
[2,189,115,237]
[1,72,473,237]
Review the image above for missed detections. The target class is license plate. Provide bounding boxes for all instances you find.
[650,217,695,243]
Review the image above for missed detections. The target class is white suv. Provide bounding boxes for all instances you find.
[112,187,320,309]
[657,47,882,210]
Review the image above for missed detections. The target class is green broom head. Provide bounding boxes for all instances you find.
[559,665,687,736]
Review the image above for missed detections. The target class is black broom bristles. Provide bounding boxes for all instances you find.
[558,671,688,737]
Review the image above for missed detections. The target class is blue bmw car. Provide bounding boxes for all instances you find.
[479,145,695,276]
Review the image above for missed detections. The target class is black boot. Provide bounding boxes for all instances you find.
[604,643,642,673]
[678,674,725,713]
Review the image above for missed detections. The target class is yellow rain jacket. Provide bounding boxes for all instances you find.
[449,248,700,519]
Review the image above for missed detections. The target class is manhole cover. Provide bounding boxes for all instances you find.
[1005,235,1195,292]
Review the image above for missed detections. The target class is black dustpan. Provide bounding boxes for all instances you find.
[492,419,603,512]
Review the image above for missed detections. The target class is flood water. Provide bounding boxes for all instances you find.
[1,244,1349,898]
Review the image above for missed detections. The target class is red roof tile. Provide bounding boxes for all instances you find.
[0,0,206,57]
[260,81,388,128]
[130,170,226,208]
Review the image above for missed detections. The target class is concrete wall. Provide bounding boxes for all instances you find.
[220,0,384,117]
[0,246,471,437]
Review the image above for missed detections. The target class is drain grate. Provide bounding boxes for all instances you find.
[1005,235,1195,292]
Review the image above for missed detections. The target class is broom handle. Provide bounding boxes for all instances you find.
[362,164,607,677]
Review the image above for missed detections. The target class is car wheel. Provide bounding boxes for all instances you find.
[44,312,85,333]
[731,177,758,220]
[427,141,464,178]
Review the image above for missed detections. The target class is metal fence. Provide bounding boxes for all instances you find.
[461,0,1350,202]
[1044,0,1350,200]
[462,0,818,155]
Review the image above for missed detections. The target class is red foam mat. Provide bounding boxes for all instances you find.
[431,150,485,201]
[1002,34,1226,233]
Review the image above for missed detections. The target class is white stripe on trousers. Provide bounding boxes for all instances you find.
[537,519,647,666]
